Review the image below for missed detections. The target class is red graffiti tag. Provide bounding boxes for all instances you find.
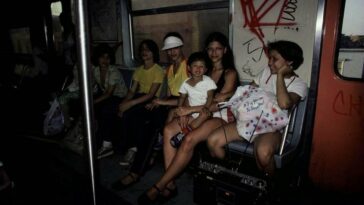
[240,0,297,52]
[333,90,363,117]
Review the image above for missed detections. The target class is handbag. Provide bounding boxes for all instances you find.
[227,85,289,141]
[43,98,65,136]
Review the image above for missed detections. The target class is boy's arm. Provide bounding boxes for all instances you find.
[177,93,187,107]
[178,89,215,116]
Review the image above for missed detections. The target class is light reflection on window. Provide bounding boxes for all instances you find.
[337,0,364,80]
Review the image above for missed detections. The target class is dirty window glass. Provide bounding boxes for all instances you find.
[337,0,364,80]
[132,8,228,63]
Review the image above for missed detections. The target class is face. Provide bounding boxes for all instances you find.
[98,53,110,68]
[189,60,207,78]
[165,47,182,62]
[206,41,226,64]
[140,43,153,62]
[268,50,292,74]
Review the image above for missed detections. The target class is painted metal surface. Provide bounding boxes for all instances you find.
[309,0,364,193]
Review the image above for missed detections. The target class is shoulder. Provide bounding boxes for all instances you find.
[134,66,143,73]
[289,76,308,98]
[203,75,214,82]
[203,75,217,88]
[153,64,164,72]
[224,68,238,78]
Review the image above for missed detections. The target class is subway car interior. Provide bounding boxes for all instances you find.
[0,0,363,205]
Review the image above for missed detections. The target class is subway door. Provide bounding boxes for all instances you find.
[309,0,364,193]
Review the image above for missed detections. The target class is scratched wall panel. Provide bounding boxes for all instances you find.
[232,0,318,84]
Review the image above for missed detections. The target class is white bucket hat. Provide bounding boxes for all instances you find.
[162,36,183,50]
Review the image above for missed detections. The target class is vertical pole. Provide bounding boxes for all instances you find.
[74,0,98,204]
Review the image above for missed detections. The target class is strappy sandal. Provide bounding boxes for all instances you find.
[137,184,162,205]
[160,186,178,203]
[111,173,139,191]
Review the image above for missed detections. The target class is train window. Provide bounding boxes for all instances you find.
[129,0,230,64]
[336,0,364,80]
[131,0,224,10]
[51,1,63,56]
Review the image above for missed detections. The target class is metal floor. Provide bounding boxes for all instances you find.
[1,134,195,205]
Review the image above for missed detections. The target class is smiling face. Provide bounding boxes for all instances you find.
[189,60,207,78]
[206,41,226,64]
[268,49,292,74]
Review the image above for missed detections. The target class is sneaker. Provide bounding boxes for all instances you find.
[97,146,114,159]
[119,147,137,166]
[153,132,164,151]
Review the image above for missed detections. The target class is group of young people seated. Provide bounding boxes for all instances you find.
[60,30,308,205]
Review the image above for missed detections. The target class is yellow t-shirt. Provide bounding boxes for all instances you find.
[133,63,164,97]
[166,59,189,97]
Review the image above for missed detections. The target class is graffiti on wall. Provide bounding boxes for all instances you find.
[239,0,299,77]
[333,90,364,118]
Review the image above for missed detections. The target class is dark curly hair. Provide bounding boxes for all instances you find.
[93,43,115,65]
[267,40,304,70]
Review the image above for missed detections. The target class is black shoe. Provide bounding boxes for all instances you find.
[138,184,162,205]
[111,173,139,191]
[160,187,178,204]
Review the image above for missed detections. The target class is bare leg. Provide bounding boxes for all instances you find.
[207,122,241,158]
[189,107,211,129]
[165,108,176,124]
[145,118,226,200]
[163,119,181,169]
[254,131,282,176]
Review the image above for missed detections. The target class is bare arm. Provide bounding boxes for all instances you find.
[94,84,116,104]
[177,89,215,116]
[213,69,238,102]
[276,67,301,109]
[209,69,238,112]
[119,81,161,113]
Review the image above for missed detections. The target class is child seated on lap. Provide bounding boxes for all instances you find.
[165,51,217,148]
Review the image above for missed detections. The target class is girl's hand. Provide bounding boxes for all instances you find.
[145,101,159,110]
[119,101,133,113]
[177,116,189,129]
[145,103,153,110]
[213,93,225,102]
[278,64,293,77]
[175,106,190,116]
[153,99,163,105]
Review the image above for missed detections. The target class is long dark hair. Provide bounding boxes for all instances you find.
[138,39,160,63]
[204,32,236,70]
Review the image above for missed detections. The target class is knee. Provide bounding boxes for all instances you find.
[206,137,219,152]
[180,135,195,152]
[163,124,174,139]
[255,145,275,166]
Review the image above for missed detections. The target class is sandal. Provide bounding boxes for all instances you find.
[111,173,139,191]
[160,186,178,203]
[137,184,162,205]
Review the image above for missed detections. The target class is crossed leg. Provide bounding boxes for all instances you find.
[145,117,226,200]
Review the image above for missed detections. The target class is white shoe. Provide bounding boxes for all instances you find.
[97,146,114,159]
[119,147,137,166]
